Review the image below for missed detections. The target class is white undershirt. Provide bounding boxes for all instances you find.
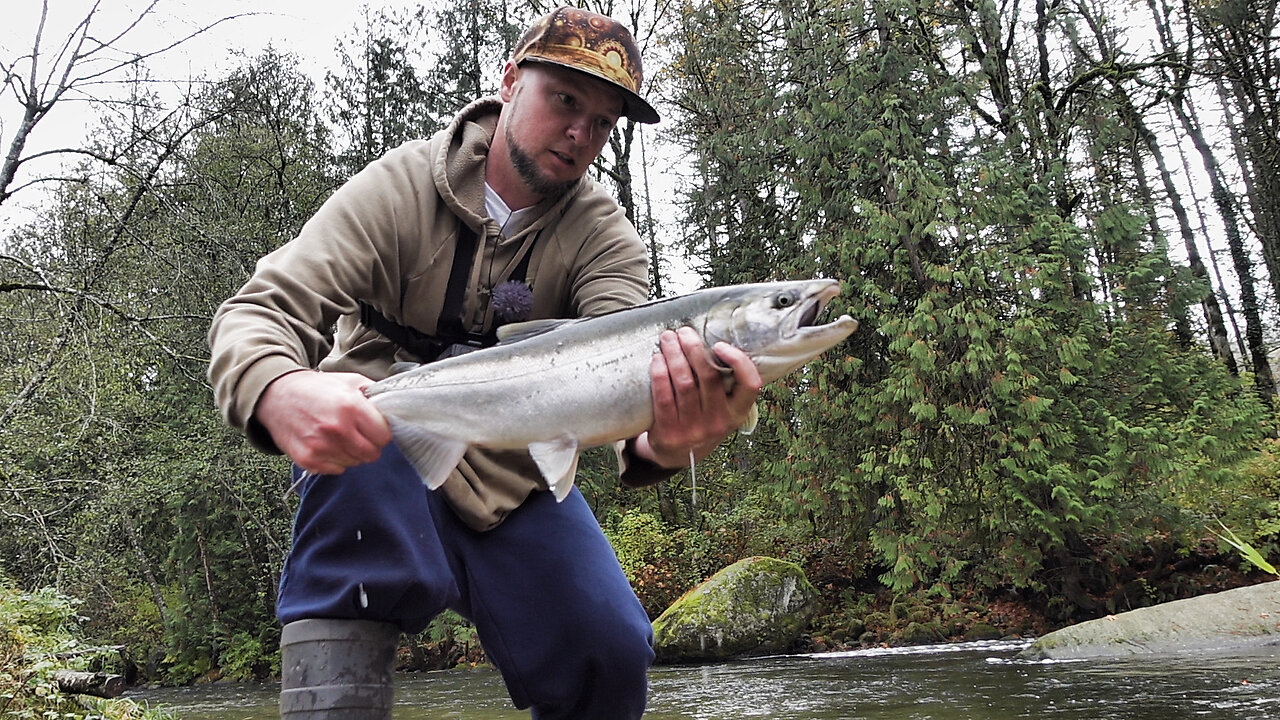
[484,182,536,236]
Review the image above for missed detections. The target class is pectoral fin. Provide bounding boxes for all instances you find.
[529,436,581,502]
[387,418,468,490]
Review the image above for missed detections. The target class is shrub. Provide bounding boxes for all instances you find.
[0,584,172,720]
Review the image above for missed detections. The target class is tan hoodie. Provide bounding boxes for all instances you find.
[208,97,665,530]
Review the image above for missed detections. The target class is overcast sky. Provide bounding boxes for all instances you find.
[4,0,395,79]
[2,1,696,289]
[2,0,405,149]
[0,1,412,225]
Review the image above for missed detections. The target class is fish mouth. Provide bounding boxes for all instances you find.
[796,291,829,329]
[790,282,848,337]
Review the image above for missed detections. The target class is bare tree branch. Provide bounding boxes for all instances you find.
[1,0,252,206]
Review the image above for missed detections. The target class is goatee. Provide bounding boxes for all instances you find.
[507,128,576,201]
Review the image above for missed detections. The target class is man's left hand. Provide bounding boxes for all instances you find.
[634,326,763,469]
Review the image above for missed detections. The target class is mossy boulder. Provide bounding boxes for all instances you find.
[906,606,934,624]
[962,623,1004,642]
[1018,580,1280,660]
[862,611,892,632]
[897,621,944,644]
[651,556,817,664]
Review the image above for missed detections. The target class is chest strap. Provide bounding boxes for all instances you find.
[358,222,534,363]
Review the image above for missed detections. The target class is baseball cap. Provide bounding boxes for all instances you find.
[512,6,660,124]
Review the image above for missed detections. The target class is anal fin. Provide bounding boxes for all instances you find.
[528,436,581,502]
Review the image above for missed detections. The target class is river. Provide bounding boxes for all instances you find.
[130,639,1280,719]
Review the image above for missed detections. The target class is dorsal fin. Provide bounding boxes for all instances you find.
[495,318,579,345]
[387,361,420,376]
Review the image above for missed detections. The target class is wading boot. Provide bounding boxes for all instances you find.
[279,618,399,720]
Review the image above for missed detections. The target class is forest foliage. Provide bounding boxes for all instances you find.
[1,0,1277,681]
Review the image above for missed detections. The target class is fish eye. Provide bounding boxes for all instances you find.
[773,292,797,309]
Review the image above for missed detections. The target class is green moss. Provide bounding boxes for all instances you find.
[907,607,935,624]
[652,557,817,663]
[898,621,944,644]
[962,623,1004,642]
[862,611,892,632]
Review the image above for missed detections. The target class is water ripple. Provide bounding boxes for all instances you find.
[131,640,1280,720]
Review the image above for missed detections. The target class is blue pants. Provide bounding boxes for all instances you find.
[277,445,655,719]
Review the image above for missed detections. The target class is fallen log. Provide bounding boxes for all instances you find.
[54,670,125,698]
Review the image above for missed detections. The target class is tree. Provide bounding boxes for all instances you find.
[1114,90,1237,371]
[1197,0,1280,306]
[425,0,518,117]
[665,0,1270,617]
[324,4,440,176]
[0,47,332,680]
[0,0,242,207]
[666,0,805,289]
[1147,0,1277,399]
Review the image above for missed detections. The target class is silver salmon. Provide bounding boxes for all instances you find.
[364,279,858,500]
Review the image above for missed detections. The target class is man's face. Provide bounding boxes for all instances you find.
[499,63,625,199]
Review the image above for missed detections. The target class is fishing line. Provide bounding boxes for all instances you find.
[283,470,316,500]
[690,449,697,509]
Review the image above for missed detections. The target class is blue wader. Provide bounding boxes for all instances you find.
[277,444,655,719]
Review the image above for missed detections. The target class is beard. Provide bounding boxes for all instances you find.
[506,127,577,201]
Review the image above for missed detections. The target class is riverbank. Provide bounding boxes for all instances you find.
[789,534,1268,658]
[8,534,1266,690]
[384,543,1267,673]
[1,586,172,720]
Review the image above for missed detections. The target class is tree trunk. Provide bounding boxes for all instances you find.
[1125,101,1237,371]
[1164,103,1251,365]
[1199,4,1280,305]
[1171,99,1276,399]
[1128,139,1194,349]
[121,514,172,634]
[639,125,664,298]
[1215,78,1280,303]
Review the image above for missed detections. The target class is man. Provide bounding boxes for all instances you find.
[208,7,760,719]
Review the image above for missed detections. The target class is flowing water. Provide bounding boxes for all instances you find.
[130,640,1280,719]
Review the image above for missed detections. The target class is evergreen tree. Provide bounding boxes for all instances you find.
[324,4,440,176]
[666,0,1270,615]
[425,0,519,115]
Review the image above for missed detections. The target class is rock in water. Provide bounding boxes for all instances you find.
[651,556,817,664]
[1017,580,1280,660]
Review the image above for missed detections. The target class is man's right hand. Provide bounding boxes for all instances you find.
[254,370,393,475]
